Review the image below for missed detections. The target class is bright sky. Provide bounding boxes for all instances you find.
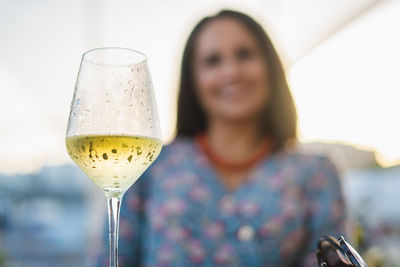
[0,0,399,173]
[289,0,400,166]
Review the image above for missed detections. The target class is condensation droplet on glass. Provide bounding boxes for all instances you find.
[128,80,132,85]
[140,101,144,106]
[70,98,80,117]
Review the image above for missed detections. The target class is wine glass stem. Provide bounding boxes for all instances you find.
[107,195,123,267]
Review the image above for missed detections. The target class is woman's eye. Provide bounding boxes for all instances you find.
[204,54,221,67]
[237,48,253,61]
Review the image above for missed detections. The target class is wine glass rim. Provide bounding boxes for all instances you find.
[82,47,148,66]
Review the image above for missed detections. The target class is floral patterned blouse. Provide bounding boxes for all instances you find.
[95,137,345,266]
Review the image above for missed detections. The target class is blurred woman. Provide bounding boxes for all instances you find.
[97,9,345,267]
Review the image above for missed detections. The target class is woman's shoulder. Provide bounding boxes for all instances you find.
[265,146,341,189]
[145,136,197,172]
[272,146,338,173]
[157,136,196,159]
[161,136,195,151]
[127,137,197,195]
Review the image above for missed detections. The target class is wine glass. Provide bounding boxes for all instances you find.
[65,47,162,267]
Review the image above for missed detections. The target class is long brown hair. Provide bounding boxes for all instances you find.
[177,10,297,151]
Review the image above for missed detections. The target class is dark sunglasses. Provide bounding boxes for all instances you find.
[316,236,368,267]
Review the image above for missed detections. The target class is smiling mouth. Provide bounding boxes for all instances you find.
[218,84,252,100]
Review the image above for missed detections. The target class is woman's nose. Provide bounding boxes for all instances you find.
[220,58,242,79]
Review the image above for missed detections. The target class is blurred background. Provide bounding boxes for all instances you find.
[0,0,399,266]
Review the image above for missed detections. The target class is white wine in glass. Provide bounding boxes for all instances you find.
[66,47,162,267]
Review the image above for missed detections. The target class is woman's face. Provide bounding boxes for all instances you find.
[193,17,270,124]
